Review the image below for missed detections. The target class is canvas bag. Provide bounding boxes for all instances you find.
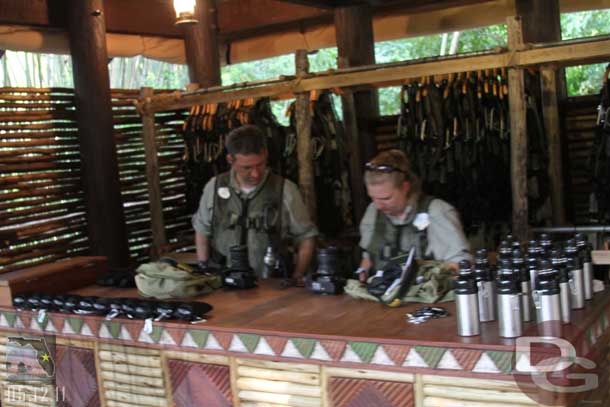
[135,262,222,300]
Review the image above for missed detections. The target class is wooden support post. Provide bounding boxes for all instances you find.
[517,0,566,225]
[67,0,130,269]
[540,66,567,225]
[507,16,529,241]
[294,50,317,223]
[140,87,167,258]
[341,90,366,225]
[182,0,221,88]
[334,5,377,222]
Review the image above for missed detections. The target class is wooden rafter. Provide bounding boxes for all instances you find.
[137,35,610,114]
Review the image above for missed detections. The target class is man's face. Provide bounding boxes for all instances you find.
[228,150,268,188]
[366,180,410,217]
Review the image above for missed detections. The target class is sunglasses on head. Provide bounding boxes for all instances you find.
[364,162,406,174]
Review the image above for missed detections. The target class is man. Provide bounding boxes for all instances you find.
[192,125,318,282]
[357,149,471,280]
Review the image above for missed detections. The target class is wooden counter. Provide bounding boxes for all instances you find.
[0,280,609,407]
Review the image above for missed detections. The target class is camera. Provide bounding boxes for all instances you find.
[223,245,257,289]
[305,247,346,295]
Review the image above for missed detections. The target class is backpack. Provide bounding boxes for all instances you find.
[135,262,222,300]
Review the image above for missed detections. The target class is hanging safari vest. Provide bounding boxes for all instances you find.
[364,194,435,270]
[211,171,284,277]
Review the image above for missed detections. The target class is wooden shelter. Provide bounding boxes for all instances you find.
[0,0,609,406]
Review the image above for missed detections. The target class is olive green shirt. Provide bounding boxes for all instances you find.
[359,198,472,264]
[192,169,318,244]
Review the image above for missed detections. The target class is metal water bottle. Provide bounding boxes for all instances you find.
[513,249,532,322]
[566,257,585,310]
[262,246,276,280]
[576,234,594,300]
[498,240,512,261]
[539,233,552,258]
[454,272,480,337]
[473,258,495,322]
[534,272,562,323]
[558,265,572,324]
[497,278,522,338]
[527,242,541,293]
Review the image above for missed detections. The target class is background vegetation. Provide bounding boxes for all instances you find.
[0,8,608,118]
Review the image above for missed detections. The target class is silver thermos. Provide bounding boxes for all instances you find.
[576,234,594,301]
[539,233,552,259]
[498,240,512,262]
[513,250,532,323]
[534,274,562,323]
[262,246,277,280]
[473,259,496,322]
[526,242,541,293]
[566,257,585,310]
[550,250,571,324]
[454,270,480,337]
[558,266,572,324]
[497,278,523,338]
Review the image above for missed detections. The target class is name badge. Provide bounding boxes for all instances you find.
[413,213,430,231]
[218,187,231,199]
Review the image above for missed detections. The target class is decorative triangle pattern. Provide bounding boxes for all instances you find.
[181,333,198,348]
[403,348,427,368]
[66,317,83,335]
[414,346,445,369]
[451,349,482,371]
[166,327,187,346]
[3,312,17,328]
[319,340,346,361]
[237,334,260,353]
[188,330,209,348]
[487,351,514,374]
[205,334,223,350]
[382,344,410,366]
[282,340,304,358]
[228,336,248,353]
[349,342,379,364]
[473,352,501,373]
[265,336,288,356]
[253,337,275,356]
[370,347,394,366]
[341,345,367,364]
[310,342,331,361]
[291,338,317,359]
[103,321,122,339]
[213,332,233,350]
[150,326,164,344]
[436,350,461,370]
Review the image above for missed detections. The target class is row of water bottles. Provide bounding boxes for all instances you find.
[455,233,595,338]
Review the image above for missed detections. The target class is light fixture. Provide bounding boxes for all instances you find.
[173,0,198,25]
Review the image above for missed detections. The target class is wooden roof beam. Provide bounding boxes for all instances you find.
[138,34,610,114]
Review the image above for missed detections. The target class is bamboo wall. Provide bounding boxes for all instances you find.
[0,88,88,273]
[112,90,190,264]
[0,87,190,273]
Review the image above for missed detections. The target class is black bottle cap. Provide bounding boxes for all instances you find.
[453,277,477,294]
[496,279,520,294]
[536,278,560,295]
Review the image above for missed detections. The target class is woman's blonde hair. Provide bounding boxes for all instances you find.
[364,149,421,201]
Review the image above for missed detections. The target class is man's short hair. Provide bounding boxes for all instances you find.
[225,125,267,156]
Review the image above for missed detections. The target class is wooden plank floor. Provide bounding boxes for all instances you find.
[72,281,610,350]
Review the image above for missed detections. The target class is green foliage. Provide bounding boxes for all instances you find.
[561,9,610,96]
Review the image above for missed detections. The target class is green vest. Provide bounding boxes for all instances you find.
[211,171,284,277]
[364,195,434,270]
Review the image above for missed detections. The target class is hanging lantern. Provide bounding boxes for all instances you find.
[173,0,198,25]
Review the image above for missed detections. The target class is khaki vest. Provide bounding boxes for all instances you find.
[364,195,434,269]
[211,172,284,276]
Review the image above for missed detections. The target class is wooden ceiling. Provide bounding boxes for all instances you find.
[0,0,494,42]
